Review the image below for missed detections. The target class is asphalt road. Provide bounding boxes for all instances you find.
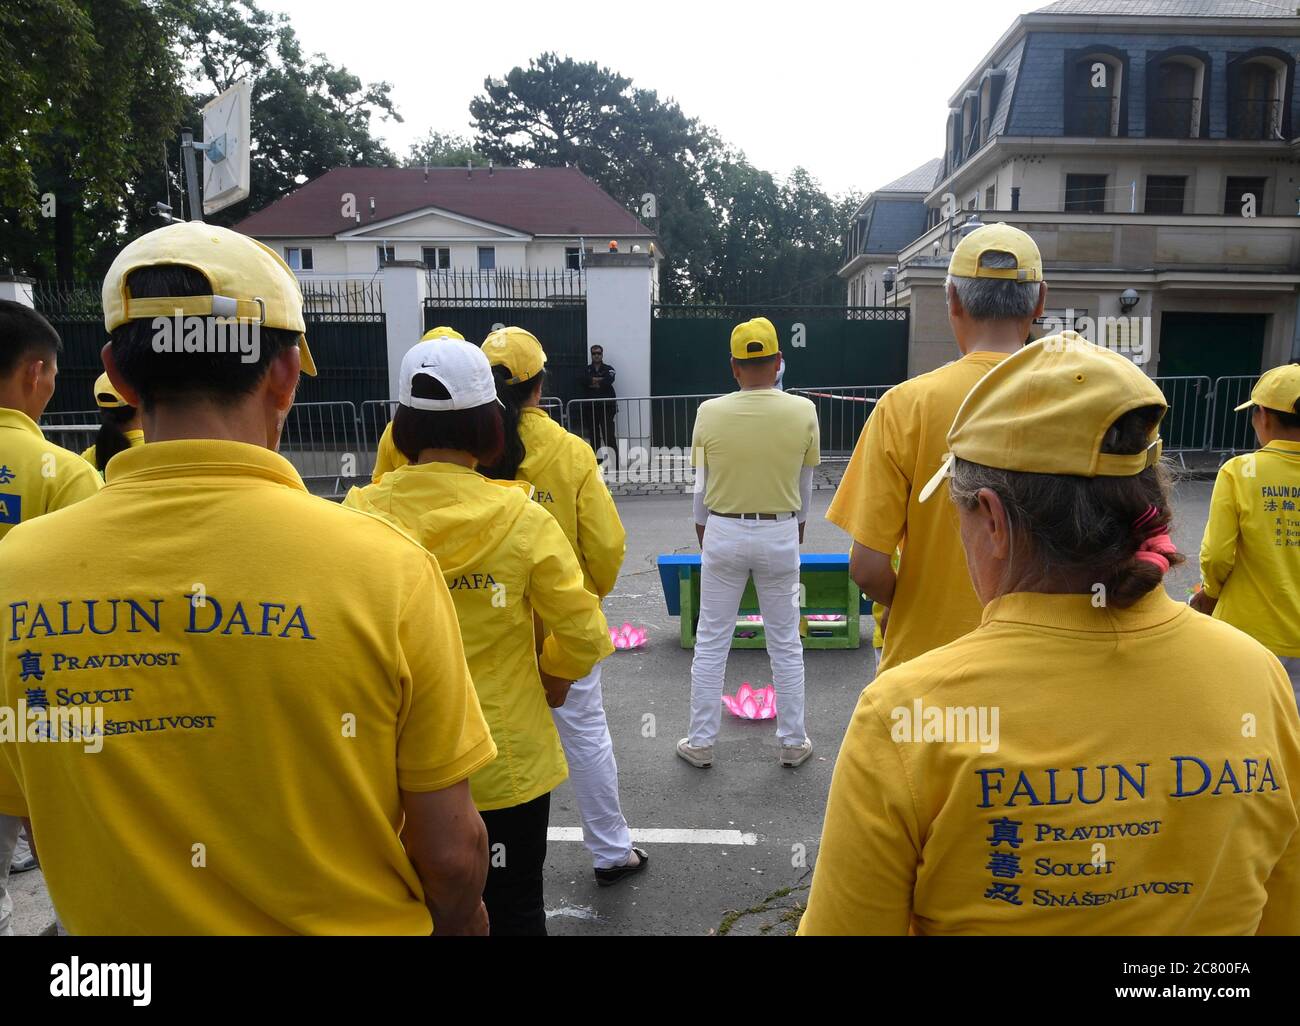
[8,476,1215,937]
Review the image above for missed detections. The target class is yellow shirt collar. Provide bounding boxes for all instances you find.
[104,438,307,491]
[0,407,45,438]
[981,586,1185,635]
[1263,439,1300,455]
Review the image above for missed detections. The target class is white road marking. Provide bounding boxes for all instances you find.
[545,902,599,921]
[547,827,758,845]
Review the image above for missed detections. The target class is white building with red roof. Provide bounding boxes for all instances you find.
[233,164,658,279]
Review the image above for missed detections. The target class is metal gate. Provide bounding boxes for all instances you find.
[650,305,909,397]
[33,280,389,415]
[423,270,587,404]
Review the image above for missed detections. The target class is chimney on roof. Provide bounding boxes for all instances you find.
[488,159,494,177]
[467,159,472,179]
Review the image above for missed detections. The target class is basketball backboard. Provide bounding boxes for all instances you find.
[201,79,251,215]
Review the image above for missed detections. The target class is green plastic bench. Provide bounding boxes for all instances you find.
[656,553,868,650]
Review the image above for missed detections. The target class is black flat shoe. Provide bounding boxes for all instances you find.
[594,846,649,887]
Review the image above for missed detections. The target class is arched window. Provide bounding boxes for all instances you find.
[1066,49,1127,137]
[1228,49,1293,139]
[1146,49,1208,138]
[946,109,963,172]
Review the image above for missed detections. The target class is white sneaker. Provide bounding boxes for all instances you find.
[780,737,813,768]
[676,737,713,768]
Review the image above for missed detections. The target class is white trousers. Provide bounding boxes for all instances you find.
[689,516,807,747]
[550,661,633,870]
[0,813,18,936]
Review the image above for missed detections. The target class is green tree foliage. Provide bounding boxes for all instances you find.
[0,0,399,280]
[0,0,185,280]
[404,131,488,168]
[470,53,858,304]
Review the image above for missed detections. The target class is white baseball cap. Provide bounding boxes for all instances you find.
[399,338,501,411]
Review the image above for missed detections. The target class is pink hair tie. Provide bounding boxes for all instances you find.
[1132,505,1176,574]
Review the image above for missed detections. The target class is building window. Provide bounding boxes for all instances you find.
[285,247,313,271]
[1147,53,1206,139]
[1144,176,1187,214]
[984,185,996,210]
[1066,52,1125,137]
[422,247,451,269]
[565,246,582,271]
[477,246,496,271]
[1227,52,1290,140]
[1224,176,1268,216]
[1064,174,1108,213]
[376,245,396,269]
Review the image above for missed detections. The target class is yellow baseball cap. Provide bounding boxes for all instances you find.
[1233,363,1300,414]
[93,372,129,409]
[101,221,315,376]
[919,333,1167,502]
[421,325,465,342]
[948,223,1043,282]
[481,326,546,384]
[731,317,779,360]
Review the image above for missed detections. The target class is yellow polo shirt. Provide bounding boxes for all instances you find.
[371,421,405,483]
[0,407,101,541]
[345,461,612,811]
[80,429,146,472]
[800,590,1300,936]
[0,439,496,935]
[517,407,626,599]
[826,351,1010,672]
[1201,440,1300,658]
[691,388,819,514]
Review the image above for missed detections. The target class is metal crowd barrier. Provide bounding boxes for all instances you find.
[1207,375,1262,457]
[566,394,721,452]
[277,401,360,499]
[790,385,893,461]
[1151,375,1213,462]
[39,409,101,459]
[34,378,1274,496]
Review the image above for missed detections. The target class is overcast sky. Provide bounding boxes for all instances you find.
[266,0,1039,197]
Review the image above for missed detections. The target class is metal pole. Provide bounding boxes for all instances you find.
[181,127,204,223]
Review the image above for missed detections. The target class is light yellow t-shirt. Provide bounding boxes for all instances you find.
[0,407,101,541]
[345,461,612,811]
[800,589,1300,936]
[690,388,819,514]
[517,407,626,599]
[1201,439,1300,658]
[0,439,496,935]
[826,351,1010,672]
[80,428,146,472]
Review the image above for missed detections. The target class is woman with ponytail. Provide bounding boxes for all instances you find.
[81,373,144,474]
[480,327,647,887]
[802,337,1300,937]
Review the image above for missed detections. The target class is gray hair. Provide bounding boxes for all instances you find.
[946,249,1043,322]
[945,405,1180,608]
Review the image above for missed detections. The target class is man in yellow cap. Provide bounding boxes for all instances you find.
[826,223,1047,673]
[0,223,498,935]
[80,372,146,474]
[371,326,465,483]
[680,317,820,768]
[0,299,102,936]
[802,337,1300,935]
[1194,363,1300,704]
